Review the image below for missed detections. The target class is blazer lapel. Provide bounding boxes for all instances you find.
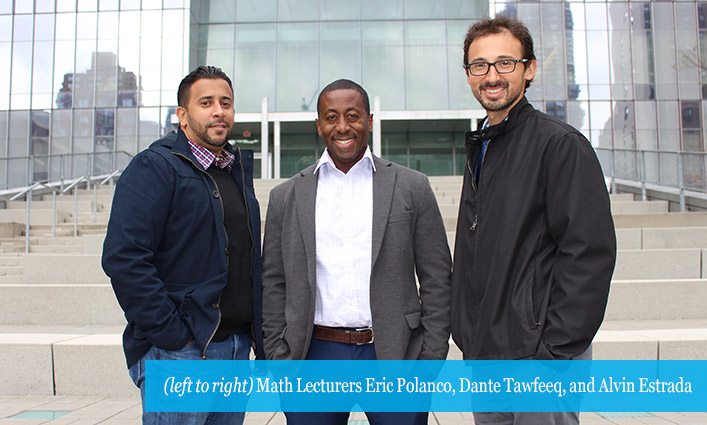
[295,167,318,290]
[371,156,395,267]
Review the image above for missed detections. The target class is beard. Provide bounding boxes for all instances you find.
[186,116,232,150]
[473,81,525,113]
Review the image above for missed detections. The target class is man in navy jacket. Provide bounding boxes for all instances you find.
[102,66,263,425]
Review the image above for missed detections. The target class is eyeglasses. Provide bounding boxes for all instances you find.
[464,59,529,76]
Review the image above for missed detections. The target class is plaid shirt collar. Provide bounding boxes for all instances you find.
[187,140,235,172]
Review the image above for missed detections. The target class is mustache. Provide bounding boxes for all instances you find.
[480,82,508,90]
[206,119,230,128]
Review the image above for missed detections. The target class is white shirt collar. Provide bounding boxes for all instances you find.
[314,146,376,175]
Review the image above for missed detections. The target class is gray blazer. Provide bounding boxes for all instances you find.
[262,155,452,360]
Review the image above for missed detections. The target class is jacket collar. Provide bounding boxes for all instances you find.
[161,128,240,171]
[466,96,533,147]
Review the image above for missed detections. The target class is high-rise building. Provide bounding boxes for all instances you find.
[1,0,705,190]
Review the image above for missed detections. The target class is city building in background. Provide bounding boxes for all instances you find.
[1,0,706,192]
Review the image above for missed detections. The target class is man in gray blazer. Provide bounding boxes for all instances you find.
[262,79,452,425]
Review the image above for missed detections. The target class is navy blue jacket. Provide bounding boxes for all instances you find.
[102,128,264,367]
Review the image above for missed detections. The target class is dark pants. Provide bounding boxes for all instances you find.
[284,335,429,425]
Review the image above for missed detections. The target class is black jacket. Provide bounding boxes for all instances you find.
[451,97,616,360]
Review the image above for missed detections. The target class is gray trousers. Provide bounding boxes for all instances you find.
[473,345,592,425]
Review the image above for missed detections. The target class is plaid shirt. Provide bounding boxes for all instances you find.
[187,140,235,172]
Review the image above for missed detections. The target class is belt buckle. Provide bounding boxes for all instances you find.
[354,327,374,345]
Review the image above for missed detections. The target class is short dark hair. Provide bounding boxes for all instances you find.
[316,79,370,117]
[177,66,233,107]
[463,15,536,90]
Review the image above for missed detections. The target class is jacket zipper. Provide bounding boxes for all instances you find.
[236,149,257,347]
[172,151,225,359]
[468,142,489,231]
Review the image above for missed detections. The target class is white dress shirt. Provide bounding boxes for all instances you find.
[313,147,376,327]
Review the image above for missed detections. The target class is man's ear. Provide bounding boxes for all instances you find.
[176,106,187,129]
[315,118,322,137]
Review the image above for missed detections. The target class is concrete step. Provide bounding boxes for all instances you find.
[2,320,705,396]
[18,254,108,284]
[4,199,104,212]
[610,200,669,214]
[0,284,124,325]
[0,209,71,226]
[606,279,707,321]
[614,212,707,228]
[613,248,704,280]
[616,227,707,250]
[0,266,22,276]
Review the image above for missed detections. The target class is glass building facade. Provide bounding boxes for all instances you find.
[1,0,706,187]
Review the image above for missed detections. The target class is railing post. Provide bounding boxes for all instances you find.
[640,150,647,201]
[74,185,79,237]
[677,152,685,212]
[25,188,31,253]
[60,154,65,192]
[93,183,97,224]
[52,190,56,239]
[609,148,616,194]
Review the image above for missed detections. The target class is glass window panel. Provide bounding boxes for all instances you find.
[0,43,10,109]
[201,0,235,23]
[99,0,119,10]
[53,40,74,109]
[658,101,679,151]
[163,0,184,8]
[405,45,448,110]
[609,30,632,101]
[540,28,566,101]
[588,100,612,147]
[0,16,10,42]
[203,49,234,80]
[55,13,76,40]
[446,0,485,20]
[0,0,11,13]
[34,14,55,41]
[279,121,320,178]
[277,23,318,112]
[162,9,184,38]
[607,3,629,32]
[320,0,360,20]
[362,21,403,45]
[612,101,635,149]
[139,107,160,152]
[11,42,32,107]
[77,0,97,12]
[74,40,96,108]
[319,22,361,88]
[140,13,162,94]
[56,0,76,12]
[49,109,71,181]
[32,41,54,109]
[14,0,33,13]
[567,29,588,100]
[95,48,118,108]
[380,130,407,168]
[568,3,585,31]
[233,49,275,113]
[236,0,276,22]
[584,3,607,31]
[361,0,402,20]
[631,4,654,101]
[142,0,162,10]
[161,37,184,100]
[681,101,701,130]
[586,31,610,85]
[98,11,119,39]
[545,102,567,123]
[76,12,97,39]
[120,0,140,10]
[404,0,444,19]
[362,46,404,110]
[567,101,589,132]
[200,24,235,49]
[448,46,477,110]
[116,107,137,156]
[9,110,29,157]
[676,4,700,100]
[404,20,446,46]
[278,0,318,21]
[14,15,34,41]
[0,111,7,166]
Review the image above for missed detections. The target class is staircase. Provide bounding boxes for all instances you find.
[0,177,705,397]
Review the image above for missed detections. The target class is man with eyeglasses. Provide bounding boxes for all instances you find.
[451,16,616,425]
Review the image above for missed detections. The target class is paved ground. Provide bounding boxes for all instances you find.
[1,396,706,424]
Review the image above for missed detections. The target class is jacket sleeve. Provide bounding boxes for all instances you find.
[102,153,192,351]
[538,132,617,360]
[261,186,291,360]
[414,175,453,360]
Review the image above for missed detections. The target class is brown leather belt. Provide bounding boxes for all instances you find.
[315,325,374,345]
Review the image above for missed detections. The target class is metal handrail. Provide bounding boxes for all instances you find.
[595,147,707,212]
[8,181,61,253]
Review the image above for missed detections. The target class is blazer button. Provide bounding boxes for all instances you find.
[212,190,220,198]
[224,247,229,255]
[212,302,219,309]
